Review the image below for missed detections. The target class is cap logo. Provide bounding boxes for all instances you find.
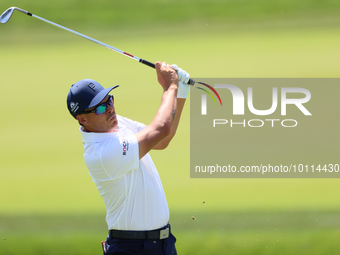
[88,82,96,91]
[70,102,79,113]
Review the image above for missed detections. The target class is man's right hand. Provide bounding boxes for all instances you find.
[155,62,179,91]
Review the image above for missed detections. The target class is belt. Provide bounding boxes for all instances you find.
[109,224,170,240]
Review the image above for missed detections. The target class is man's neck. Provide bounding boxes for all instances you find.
[81,126,119,133]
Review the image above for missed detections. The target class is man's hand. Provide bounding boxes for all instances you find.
[155,62,179,91]
[170,64,190,99]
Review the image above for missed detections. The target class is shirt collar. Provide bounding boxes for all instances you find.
[80,127,120,143]
[80,121,128,144]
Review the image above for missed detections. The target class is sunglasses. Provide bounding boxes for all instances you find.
[82,95,114,115]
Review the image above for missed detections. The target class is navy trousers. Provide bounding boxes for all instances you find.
[104,233,177,255]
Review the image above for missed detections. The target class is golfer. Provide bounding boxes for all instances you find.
[66,62,190,255]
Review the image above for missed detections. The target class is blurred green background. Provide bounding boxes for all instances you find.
[1,0,340,254]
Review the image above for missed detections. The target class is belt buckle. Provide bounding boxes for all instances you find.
[159,228,169,239]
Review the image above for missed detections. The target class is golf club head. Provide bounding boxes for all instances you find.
[0,7,15,24]
[0,7,30,24]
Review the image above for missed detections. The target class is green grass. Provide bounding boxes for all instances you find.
[1,0,340,29]
[1,212,340,254]
[1,1,340,254]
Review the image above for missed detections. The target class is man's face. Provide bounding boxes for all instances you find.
[77,95,118,132]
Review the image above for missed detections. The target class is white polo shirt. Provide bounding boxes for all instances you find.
[80,115,170,230]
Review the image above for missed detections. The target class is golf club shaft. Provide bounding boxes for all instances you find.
[17,9,196,85]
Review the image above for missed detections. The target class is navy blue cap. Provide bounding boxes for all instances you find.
[67,79,119,119]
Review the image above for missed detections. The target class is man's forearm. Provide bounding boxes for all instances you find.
[168,98,186,138]
[153,98,186,149]
[154,85,178,128]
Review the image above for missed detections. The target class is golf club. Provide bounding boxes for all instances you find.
[1,6,196,86]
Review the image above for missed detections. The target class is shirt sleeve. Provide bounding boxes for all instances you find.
[99,134,139,179]
[133,120,146,133]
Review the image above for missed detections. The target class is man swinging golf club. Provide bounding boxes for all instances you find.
[67,61,190,255]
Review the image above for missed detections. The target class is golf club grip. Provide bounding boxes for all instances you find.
[139,59,195,86]
[140,59,155,68]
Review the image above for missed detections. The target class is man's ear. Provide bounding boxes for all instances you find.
[77,114,88,126]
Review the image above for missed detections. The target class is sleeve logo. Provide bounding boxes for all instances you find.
[122,139,129,155]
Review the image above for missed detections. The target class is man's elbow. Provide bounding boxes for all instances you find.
[154,130,174,150]
[150,121,173,150]
[158,122,172,138]
[154,138,171,150]
[156,144,168,150]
